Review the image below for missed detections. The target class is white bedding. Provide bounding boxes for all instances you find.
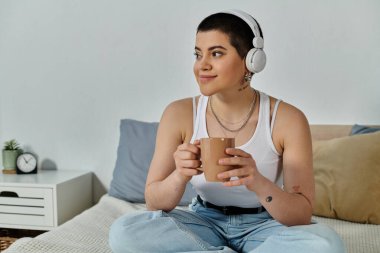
[4,194,380,253]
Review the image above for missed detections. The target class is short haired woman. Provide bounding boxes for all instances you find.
[109,10,346,253]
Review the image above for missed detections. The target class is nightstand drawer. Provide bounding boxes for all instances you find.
[0,186,54,227]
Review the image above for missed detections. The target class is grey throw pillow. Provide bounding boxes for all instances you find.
[109,119,196,205]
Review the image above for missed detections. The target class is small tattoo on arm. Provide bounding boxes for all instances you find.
[266,196,273,202]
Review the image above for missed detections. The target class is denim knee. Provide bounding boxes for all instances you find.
[287,223,346,253]
[251,223,346,253]
[109,211,162,253]
[109,213,132,253]
[109,215,124,253]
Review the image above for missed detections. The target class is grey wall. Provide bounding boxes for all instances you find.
[1,0,379,201]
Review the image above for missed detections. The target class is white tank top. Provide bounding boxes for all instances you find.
[190,91,283,208]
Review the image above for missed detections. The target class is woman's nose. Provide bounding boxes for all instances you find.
[199,57,211,71]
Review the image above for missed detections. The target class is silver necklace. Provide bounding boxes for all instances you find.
[210,89,258,133]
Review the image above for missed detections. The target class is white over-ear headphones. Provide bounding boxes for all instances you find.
[221,10,266,74]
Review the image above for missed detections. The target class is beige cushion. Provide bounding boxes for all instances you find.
[312,131,380,224]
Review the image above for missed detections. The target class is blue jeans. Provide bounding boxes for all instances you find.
[109,198,346,253]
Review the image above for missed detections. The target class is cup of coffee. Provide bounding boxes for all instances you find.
[199,137,235,182]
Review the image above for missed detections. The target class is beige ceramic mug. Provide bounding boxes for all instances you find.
[199,137,235,182]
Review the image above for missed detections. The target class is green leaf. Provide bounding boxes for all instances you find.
[3,139,21,150]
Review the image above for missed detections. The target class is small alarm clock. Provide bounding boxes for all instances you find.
[16,152,38,174]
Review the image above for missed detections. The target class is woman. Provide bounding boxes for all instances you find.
[109,10,345,253]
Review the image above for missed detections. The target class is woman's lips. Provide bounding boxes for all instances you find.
[199,75,217,83]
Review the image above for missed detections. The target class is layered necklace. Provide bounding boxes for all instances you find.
[210,89,258,133]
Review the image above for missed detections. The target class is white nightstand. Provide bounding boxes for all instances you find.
[0,170,92,231]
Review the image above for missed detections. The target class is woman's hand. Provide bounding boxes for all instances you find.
[173,139,202,183]
[217,148,262,192]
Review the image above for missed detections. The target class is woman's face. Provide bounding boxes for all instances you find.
[193,30,246,96]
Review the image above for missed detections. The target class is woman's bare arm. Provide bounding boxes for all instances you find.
[145,98,200,211]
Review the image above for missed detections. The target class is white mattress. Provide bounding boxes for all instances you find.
[4,195,380,253]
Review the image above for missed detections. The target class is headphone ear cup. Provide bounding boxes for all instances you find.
[245,48,266,73]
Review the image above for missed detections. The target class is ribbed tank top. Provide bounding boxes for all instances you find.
[190,91,283,208]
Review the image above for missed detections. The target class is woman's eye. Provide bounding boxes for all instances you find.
[194,52,202,60]
[212,51,223,57]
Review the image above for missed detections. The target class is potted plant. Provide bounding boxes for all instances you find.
[2,139,23,174]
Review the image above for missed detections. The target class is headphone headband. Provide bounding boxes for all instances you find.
[221,9,264,49]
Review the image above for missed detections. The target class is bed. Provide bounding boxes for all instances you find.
[4,121,380,253]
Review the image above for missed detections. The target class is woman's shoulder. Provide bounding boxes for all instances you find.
[163,96,200,117]
[269,95,311,147]
[268,95,308,124]
[159,96,201,142]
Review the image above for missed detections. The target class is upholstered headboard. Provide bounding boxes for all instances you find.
[310,125,380,141]
[310,125,352,141]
